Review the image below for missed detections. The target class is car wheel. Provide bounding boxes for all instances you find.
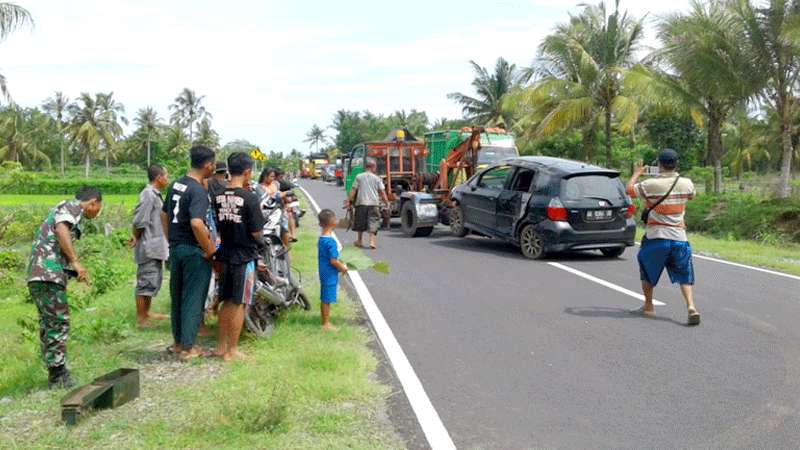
[519,224,545,259]
[601,247,625,258]
[449,205,468,237]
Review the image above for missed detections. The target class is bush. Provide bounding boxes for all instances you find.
[685,193,800,243]
[0,176,145,195]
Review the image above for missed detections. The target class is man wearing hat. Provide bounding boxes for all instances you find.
[627,149,700,325]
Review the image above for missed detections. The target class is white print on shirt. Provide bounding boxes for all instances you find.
[216,193,245,224]
[173,182,187,192]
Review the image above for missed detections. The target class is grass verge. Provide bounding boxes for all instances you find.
[0,193,403,449]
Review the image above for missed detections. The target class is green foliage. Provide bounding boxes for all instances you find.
[448,57,520,126]
[0,249,23,270]
[0,173,144,194]
[685,193,800,243]
[339,246,389,274]
[73,314,129,344]
[643,110,705,170]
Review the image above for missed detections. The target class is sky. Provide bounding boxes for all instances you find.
[1,0,692,154]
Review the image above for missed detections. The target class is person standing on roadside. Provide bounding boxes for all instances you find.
[27,186,103,389]
[627,148,700,325]
[162,146,217,360]
[212,152,265,361]
[130,164,170,328]
[345,157,389,249]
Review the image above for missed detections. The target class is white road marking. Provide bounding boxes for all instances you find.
[548,262,667,306]
[298,185,457,450]
[633,242,800,282]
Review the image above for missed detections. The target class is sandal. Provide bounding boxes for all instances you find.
[353,242,364,248]
[688,310,701,326]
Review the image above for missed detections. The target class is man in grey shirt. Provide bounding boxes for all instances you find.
[130,164,170,327]
[345,157,389,249]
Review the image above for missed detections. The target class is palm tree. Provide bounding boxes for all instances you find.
[506,0,645,166]
[68,93,124,178]
[0,3,33,103]
[634,0,761,192]
[448,58,519,127]
[165,122,189,157]
[304,124,328,151]
[133,107,162,166]
[42,92,70,176]
[170,88,210,145]
[723,108,772,178]
[731,0,800,198]
[0,107,49,167]
[194,116,219,150]
[96,92,127,175]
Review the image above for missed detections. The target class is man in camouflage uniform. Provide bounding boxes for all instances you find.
[27,186,103,389]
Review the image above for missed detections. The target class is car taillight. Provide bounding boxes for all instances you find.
[547,198,568,222]
[625,204,635,218]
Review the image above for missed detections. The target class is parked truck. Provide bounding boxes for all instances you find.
[343,128,428,227]
[398,127,519,237]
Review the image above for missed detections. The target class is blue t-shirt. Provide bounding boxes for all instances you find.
[318,235,340,286]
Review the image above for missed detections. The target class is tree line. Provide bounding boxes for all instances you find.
[314,0,800,199]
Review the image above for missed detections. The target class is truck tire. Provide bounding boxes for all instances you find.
[519,224,546,259]
[449,205,468,237]
[400,201,434,237]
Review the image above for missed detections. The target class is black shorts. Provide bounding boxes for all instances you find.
[219,261,256,306]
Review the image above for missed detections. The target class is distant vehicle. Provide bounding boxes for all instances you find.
[321,164,337,182]
[449,156,636,259]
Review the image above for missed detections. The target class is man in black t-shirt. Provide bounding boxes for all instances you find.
[212,152,266,362]
[161,145,216,360]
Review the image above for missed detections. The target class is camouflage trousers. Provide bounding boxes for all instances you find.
[28,281,69,368]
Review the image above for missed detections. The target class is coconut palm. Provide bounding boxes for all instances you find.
[96,92,127,175]
[0,107,49,167]
[304,124,328,151]
[0,2,33,102]
[68,93,125,178]
[194,116,219,150]
[448,58,519,127]
[730,0,800,198]
[170,88,210,145]
[632,0,761,192]
[41,92,70,176]
[133,107,162,166]
[506,0,645,166]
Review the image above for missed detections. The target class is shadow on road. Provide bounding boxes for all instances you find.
[564,306,689,327]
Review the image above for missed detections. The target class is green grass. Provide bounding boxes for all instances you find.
[636,228,800,276]
[0,194,403,449]
[0,194,140,209]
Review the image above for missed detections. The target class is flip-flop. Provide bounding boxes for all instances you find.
[688,311,701,326]
[629,306,656,317]
[165,345,180,355]
[353,242,364,248]
[369,245,377,250]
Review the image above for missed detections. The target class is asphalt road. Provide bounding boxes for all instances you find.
[301,179,800,450]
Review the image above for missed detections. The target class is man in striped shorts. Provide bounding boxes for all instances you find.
[627,148,700,325]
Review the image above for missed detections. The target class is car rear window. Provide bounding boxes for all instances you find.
[561,175,626,201]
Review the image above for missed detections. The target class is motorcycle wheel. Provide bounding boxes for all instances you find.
[294,289,311,311]
[245,302,274,338]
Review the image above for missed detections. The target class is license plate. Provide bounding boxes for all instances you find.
[584,209,613,221]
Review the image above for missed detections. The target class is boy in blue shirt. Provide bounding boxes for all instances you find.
[317,209,348,331]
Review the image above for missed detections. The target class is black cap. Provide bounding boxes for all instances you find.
[658,148,679,165]
[215,161,228,173]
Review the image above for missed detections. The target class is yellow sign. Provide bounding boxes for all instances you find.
[250,149,267,161]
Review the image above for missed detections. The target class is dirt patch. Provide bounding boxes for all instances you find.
[0,344,223,449]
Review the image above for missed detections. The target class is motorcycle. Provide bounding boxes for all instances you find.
[244,191,310,337]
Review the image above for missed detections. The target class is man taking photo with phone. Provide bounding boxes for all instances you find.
[627,148,700,326]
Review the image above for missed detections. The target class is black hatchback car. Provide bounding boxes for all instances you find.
[449,156,636,259]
